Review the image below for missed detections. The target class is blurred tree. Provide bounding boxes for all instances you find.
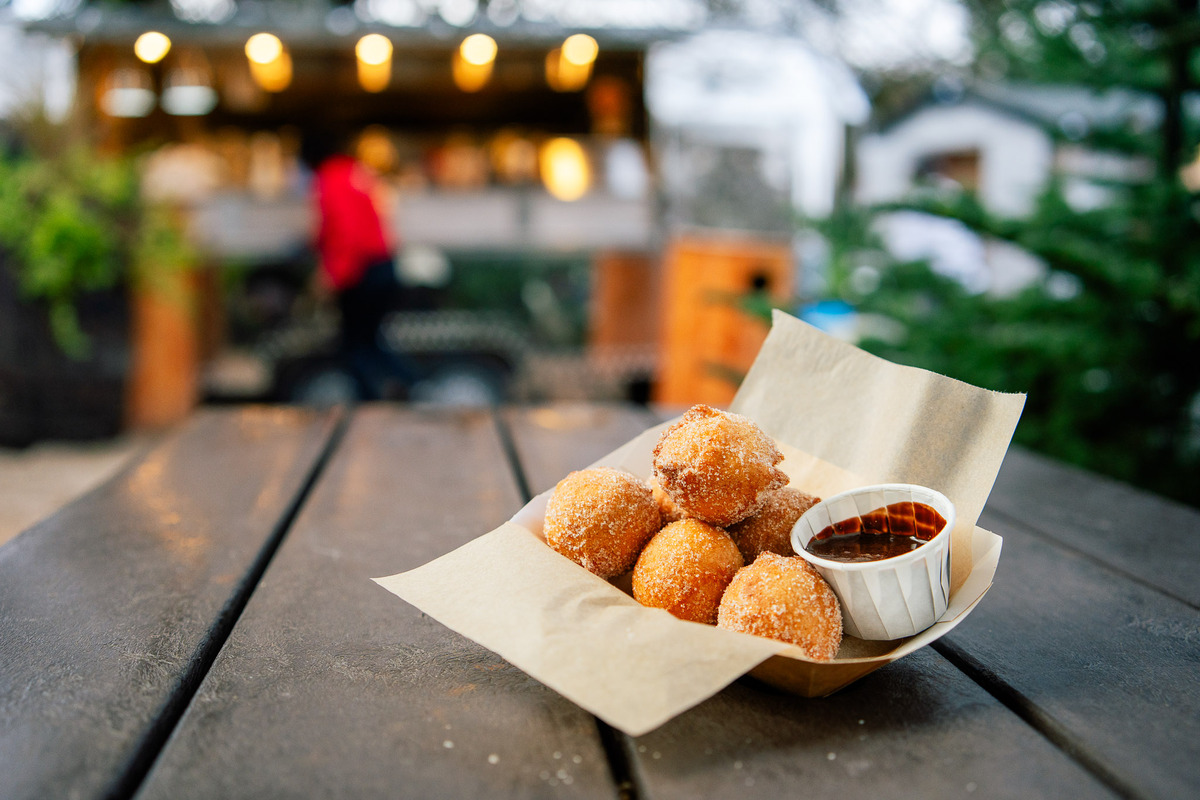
[833,1,1200,507]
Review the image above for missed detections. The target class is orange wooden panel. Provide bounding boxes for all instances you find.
[655,235,793,406]
[125,269,200,430]
[589,250,661,351]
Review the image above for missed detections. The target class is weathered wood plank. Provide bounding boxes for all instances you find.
[139,406,618,800]
[625,648,1118,800]
[989,447,1200,608]
[508,404,1122,800]
[501,404,659,495]
[0,406,339,800]
[935,507,1200,800]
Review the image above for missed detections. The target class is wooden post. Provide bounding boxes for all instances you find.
[589,250,661,351]
[125,266,200,431]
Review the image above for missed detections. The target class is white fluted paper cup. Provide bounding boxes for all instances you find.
[790,483,955,641]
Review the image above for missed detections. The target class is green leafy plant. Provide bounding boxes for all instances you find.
[800,182,1199,511]
[0,141,193,358]
[713,2,1200,506]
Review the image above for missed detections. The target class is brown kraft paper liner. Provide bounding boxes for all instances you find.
[375,310,1026,736]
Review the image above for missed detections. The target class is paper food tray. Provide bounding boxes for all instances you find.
[376,311,1025,736]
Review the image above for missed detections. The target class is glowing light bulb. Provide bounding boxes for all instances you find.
[561,33,598,66]
[245,33,283,65]
[134,31,171,64]
[250,49,292,92]
[356,34,393,66]
[459,33,497,66]
[546,47,591,92]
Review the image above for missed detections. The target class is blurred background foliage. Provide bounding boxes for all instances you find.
[0,115,195,358]
[814,0,1200,507]
[0,145,137,357]
[445,252,591,348]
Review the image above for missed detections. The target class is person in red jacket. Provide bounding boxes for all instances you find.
[313,152,392,294]
[302,130,414,399]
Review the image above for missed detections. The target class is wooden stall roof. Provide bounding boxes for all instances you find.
[26,2,672,146]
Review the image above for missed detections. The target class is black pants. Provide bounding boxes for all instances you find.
[335,259,418,399]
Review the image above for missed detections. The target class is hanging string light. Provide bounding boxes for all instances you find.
[245,32,283,65]
[546,34,597,92]
[561,33,598,67]
[134,31,172,64]
[460,33,497,66]
[245,32,291,92]
[453,33,496,92]
[356,33,393,93]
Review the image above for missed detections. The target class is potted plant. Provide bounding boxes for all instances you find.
[0,116,196,445]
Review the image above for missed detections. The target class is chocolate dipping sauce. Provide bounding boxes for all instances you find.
[804,501,947,563]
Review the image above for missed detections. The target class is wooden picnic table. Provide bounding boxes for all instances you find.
[1,403,1197,800]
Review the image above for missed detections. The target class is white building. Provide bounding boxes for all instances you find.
[857,95,1052,218]
[645,28,869,227]
[854,83,1156,295]
[0,16,75,123]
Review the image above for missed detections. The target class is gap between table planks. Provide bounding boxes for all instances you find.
[11,404,1190,800]
[500,406,1122,800]
[935,453,1200,800]
[0,406,342,800]
[136,406,624,800]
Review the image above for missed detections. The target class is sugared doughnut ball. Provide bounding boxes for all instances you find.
[632,519,743,624]
[545,468,661,579]
[650,477,688,524]
[728,487,821,563]
[717,553,842,661]
[652,404,788,527]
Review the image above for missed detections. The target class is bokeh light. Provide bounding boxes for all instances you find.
[545,47,591,92]
[459,33,497,66]
[244,33,283,65]
[356,35,393,92]
[134,32,172,64]
[561,33,598,66]
[356,34,394,66]
[540,137,591,201]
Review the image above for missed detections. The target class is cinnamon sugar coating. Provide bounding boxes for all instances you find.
[650,477,689,523]
[545,468,661,579]
[728,486,821,563]
[652,405,788,527]
[717,553,843,661]
[632,519,743,624]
